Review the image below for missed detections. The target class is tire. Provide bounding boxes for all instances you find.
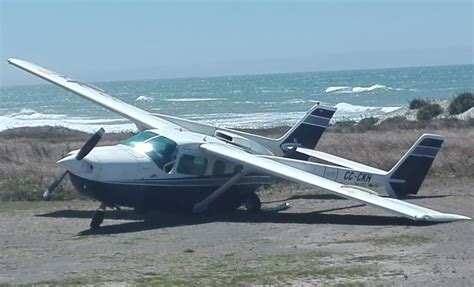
[90,210,105,229]
[244,193,261,213]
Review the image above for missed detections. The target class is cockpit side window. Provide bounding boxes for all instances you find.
[146,136,177,170]
[177,154,208,176]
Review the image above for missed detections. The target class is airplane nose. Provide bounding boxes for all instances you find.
[58,154,97,175]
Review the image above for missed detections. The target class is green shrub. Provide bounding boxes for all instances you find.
[448,92,474,115]
[409,98,429,110]
[417,103,443,121]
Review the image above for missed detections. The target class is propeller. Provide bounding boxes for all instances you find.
[43,127,105,199]
[76,128,105,160]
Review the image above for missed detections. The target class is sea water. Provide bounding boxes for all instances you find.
[1,64,472,133]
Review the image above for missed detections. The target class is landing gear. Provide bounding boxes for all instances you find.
[90,203,106,229]
[244,192,261,213]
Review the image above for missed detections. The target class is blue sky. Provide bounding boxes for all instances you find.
[1,0,472,86]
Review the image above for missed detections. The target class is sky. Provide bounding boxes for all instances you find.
[0,0,472,86]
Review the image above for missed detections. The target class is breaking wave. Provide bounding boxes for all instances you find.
[135,95,154,102]
[162,98,224,102]
[325,84,389,94]
[333,102,401,121]
[0,103,402,133]
[0,109,135,133]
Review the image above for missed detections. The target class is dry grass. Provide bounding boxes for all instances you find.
[0,127,132,201]
[317,128,474,177]
[0,125,472,201]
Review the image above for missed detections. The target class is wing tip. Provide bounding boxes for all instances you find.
[7,58,22,66]
[417,214,471,222]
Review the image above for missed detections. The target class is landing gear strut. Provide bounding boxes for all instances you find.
[244,192,262,213]
[90,203,106,229]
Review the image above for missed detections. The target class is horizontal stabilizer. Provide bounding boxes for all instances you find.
[296,148,386,175]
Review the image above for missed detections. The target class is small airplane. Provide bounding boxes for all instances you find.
[8,58,470,229]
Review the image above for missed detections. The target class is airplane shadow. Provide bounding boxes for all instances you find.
[264,193,345,203]
[263,193,450,204]
[37,203,438,236]
[402,194,450,200]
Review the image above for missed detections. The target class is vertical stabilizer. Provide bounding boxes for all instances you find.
[279,104,336,160]
[386,134,444,198]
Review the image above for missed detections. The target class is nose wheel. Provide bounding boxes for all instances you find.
[244,192,262,213]
[90,203,106,229]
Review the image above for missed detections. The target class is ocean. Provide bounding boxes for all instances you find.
[1,64,472,133]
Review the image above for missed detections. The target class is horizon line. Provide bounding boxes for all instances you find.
[2,62,473,89]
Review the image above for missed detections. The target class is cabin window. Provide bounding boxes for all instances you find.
[212,160,226,176]
[177,154,208,176]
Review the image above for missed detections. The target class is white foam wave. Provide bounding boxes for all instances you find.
[163,98,224,102]
[333,102,401,121]
[0,103,403,132]
[135,95,153,102]
[184,112,305,129]
[284,99,307,104]
[0,110,136,133]
[325,86,350,93]
[325,84,389,94]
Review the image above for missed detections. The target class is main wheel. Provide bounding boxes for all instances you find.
[90,210,105,229]
[244,193,261,213]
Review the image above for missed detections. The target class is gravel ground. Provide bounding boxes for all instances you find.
[0,178,472,286]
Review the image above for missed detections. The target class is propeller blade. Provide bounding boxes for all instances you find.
[75,127,105,160]
[43,170,68,199]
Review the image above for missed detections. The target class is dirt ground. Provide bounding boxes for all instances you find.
[0,178,472,286]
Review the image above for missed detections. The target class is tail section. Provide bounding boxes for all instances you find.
[279,104,336,160]
[386,134,444,198]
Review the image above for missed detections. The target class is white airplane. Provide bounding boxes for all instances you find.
[8,58,470,229]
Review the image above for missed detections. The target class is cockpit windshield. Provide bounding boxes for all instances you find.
[121,131,177,171]
[121,131,156,147]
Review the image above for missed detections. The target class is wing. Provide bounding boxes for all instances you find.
[200,143,470,222]
[8,58,179,130]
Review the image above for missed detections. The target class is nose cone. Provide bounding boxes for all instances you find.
[58,154,97,176]
[58,155,82,174]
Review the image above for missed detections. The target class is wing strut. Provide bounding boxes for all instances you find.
[192,170,246,213]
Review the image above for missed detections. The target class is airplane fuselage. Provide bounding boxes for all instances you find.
[60,128,272,212]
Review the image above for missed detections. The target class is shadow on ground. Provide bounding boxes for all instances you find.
[37,202,436,236]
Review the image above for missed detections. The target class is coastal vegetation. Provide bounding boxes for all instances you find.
[448,92,474,115]
[416,103,443,121]
[408,98,429,110]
